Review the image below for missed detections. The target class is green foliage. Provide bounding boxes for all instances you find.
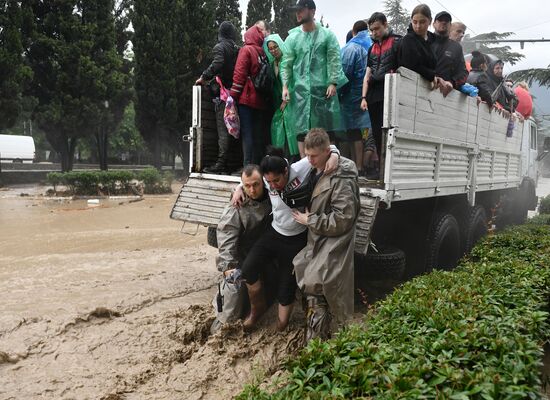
[539,196,550,215]
[0,0,33,130]
[46,169,172,195]
[272,0,297,39]
[462,32,525,66]
[246,0,272,30]
[216,0,242,41]
[384,0,409,36]
[509,66,550,88]
[238,223,550,399]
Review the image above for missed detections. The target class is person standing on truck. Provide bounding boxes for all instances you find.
[339,20,372,176]
[397,5,440,88]
[232,145,340,331]
[466,51,493,106]
[230,24,269,166]
[264,34,300,162]
[431,11,468,96]
[292,128,360,341]
[211,164,272,333]
[360,12,401,177]
[195,21,239,174]
[485,59,518,113]
[281,0,348,158]
[514,81,533,119]
[449,22,466,43]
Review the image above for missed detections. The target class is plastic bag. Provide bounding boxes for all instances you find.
[216,76,240,139]
[459,83,479,97]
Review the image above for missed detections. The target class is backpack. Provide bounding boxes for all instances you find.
[251,50,274,96]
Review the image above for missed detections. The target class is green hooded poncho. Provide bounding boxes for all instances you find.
[280,23,348,136]
[263,34,299,156]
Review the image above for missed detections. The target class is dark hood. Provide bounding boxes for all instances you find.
[244,25,264,47]
[218,21,237,42]
[486,59,504,82]
[406,24,435,42]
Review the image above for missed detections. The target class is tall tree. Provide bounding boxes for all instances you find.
[132,0,178,169]
[509,65,550,87]
[215,0,242,38]
[0,0,32,131]
[384,0,409,36]
[272,0,296,39]
[246,0,272,29]
[462,32,525,66]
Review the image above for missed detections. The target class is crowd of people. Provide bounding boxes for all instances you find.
[197,0,534,341]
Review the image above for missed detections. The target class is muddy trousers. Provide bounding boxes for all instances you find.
[213,99,230,167]
[304,295,332,342]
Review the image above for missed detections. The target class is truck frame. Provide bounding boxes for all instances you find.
[171,68,543,279]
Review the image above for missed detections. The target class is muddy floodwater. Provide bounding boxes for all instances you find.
[1,178,549,400]
[0,184,304,400]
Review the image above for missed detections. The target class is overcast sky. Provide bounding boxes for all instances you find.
[238,0,550,73]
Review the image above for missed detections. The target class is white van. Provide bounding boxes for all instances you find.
[0,134,36,163]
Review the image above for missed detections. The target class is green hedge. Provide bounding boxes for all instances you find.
[238,221,550,399]
[46,168,173,195]
[540,195,550,215]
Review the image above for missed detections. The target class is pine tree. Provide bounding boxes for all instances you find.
[272,0,296,39]
[384,0,409,36]
[245,0,272,29]
[215,0,242,37]
[0,0,32,130]
[462,32,524,66]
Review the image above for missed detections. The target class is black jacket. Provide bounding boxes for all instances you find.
[485,60,518,112]
[397,25,437,82]
[466,68,493,106]
[431,34,468,89]
[366,30,401,104]
[201,21,239,90]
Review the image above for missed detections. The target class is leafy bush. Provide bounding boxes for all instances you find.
[46,168,172,195]
[539,195,550,215]
[238,223,550,399]
[530,213,550,226]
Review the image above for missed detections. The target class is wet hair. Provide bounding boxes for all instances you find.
[255,20,271,32]
[260,146,288,175]
[368,12,387,26]
[470,51,486,69]
[304,128,330,150]
[242,164,261,178]
[411,4,432,20]
[517,81,529,90]
[345,30,353,43]
[352,20,369,35]
[451,22,466,31]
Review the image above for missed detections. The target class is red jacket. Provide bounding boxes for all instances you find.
[229,25,266,110]
[515,86,533,118]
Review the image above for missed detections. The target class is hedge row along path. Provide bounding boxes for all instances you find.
[239,219,550,399]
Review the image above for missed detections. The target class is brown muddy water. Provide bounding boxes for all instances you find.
[0,184,306,400]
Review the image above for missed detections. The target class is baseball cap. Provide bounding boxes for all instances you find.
[435,11,452,22]
[291,0,316,10]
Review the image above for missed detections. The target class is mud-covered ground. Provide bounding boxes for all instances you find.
[0,184,306,400]
[1,178,549,400]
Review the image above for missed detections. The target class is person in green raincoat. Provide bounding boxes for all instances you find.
[281,0,348,157]
[263,34,299,159]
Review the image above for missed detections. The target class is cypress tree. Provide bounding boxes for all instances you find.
[0,0,32,130]
[384,0,409,36]
[215,0,242,37]
[245,0,272,29]
[272,0,297,39]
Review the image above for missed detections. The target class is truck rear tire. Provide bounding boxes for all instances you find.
[425,213,461,272]
[462,205,487,254]
[355,246,406,280]
[207,226,218,248]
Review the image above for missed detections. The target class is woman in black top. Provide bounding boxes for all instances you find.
[397,4,438,87]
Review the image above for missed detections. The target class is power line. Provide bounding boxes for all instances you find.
[414,0,478,35]
[513,18,550,33]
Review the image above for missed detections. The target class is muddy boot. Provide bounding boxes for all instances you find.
[243,281,266,331]
[203,161,227,174]
[305,295,332,342]
[276,303,294,332]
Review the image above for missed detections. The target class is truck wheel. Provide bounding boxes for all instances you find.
[462,205,487,254]
[207,226,218,248]
[355,246,406,280]
[425,213,461,272]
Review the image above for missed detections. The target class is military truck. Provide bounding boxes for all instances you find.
[171,67,548,279]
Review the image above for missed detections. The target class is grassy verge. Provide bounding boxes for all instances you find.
[238,218,550,399]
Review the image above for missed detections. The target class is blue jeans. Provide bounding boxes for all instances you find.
[238,104,264,165]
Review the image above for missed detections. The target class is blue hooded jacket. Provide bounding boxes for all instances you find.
[339,30,372,131]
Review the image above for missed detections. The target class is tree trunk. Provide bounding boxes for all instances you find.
[154,130,161,170]
[96,128,109,171]
[68,138,77,171]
